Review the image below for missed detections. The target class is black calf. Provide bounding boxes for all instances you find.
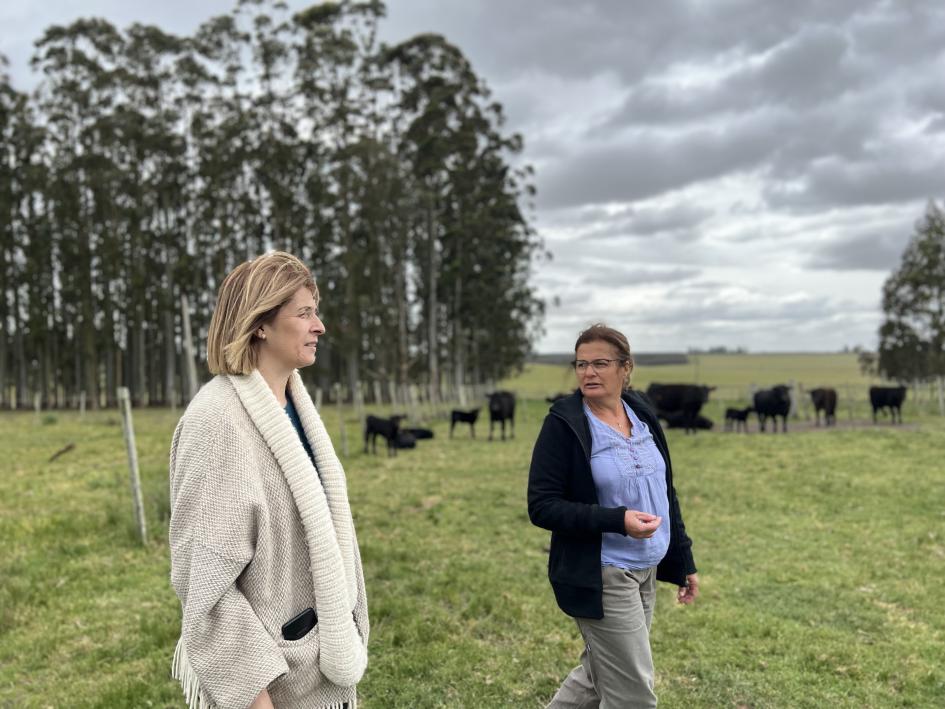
[395,430,417,449]
[450,408,480,438]
[724,406,753,432]
[364,414,404,456]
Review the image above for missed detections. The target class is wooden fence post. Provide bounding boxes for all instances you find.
[79,390,86,419]
[315,387,323,410]
[117,387,147,545]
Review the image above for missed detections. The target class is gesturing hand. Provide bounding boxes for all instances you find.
[624,509,662,539]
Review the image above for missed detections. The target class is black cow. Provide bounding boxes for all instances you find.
[450,408,480,438]
[870,386,906,424]
[753,385,791,433]
[487,391,516,441]
[644,383,716,434]
[724,406,753,432]
[364,414,405,456]
[660,411,713,430]
[810,388,838,426]
[404,427,434,440]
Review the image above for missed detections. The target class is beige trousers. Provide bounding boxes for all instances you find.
[546,565,658,709]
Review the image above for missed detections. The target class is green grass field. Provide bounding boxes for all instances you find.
[2,354,944,707]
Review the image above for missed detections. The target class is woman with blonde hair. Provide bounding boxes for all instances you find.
[169,251,368,709]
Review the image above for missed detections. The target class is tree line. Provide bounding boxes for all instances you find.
[0,0,545,409]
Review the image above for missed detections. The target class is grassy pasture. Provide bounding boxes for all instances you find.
[1,354,944,707]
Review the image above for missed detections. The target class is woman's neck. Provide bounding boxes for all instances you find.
[583,395,624,418]
[256,358,292,406]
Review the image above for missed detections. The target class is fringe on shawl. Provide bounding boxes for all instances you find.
[172,636,358,709]
[172,636,215,709]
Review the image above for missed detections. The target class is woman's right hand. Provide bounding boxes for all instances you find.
[624,510,662,538]
[249,688,275,709]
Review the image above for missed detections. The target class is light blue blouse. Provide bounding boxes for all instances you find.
[584,399,671,570]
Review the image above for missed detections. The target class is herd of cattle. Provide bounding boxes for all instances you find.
[643,382,908,434]
[363,391,517,456]
[361,384,909,454]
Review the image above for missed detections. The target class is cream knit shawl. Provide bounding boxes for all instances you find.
[170,369,368,708]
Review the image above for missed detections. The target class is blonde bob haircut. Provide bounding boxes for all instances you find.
[206,251,318,375]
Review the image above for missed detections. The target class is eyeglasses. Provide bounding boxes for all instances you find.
[571,359,625,373]
[285,307,321,321]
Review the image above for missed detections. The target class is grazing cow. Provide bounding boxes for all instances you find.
[660,411,713,431]
[487,391,516,441]
[450,408,480,438]
[810,388,838,426]
[870,386,907,424]
[644,383,716,434]
[724,406,753,432]
[404,427,434,440]
[753,385,791,433]
[364,414,404,456]
[545,392,570,404]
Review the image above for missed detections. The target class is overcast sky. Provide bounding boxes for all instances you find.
[4,1,944,353]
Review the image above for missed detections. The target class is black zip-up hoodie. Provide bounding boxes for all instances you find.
[527,389,697,619]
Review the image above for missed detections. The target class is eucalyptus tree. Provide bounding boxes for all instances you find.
[119,23,190,405]
[293,0,386,394]
[32,18,128,408]
[878,200,945,411]
[0,55,25,407]
[382,32,544,391]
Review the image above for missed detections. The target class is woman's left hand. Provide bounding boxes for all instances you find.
[677,573,699,604]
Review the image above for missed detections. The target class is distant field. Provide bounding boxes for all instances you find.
[2,393,944,707]
[502,353,884,399]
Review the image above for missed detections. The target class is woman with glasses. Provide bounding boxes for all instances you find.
[168,252,368,709]
[528,323,698,708]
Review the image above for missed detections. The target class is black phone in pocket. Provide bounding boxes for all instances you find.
[281,607,317,641]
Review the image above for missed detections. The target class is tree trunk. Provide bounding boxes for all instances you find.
[163,306,176,408]
[73,322,82,409]
[453,274,465,403]
[135,308,147,406]
[0,321,6,410]
[164,252,177,407]
[396,243,409,388]
[426,194,439,402]
[13,286,28,408]
[103,284,116,408]
[148,324,160,406]
[180,293,198,401]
